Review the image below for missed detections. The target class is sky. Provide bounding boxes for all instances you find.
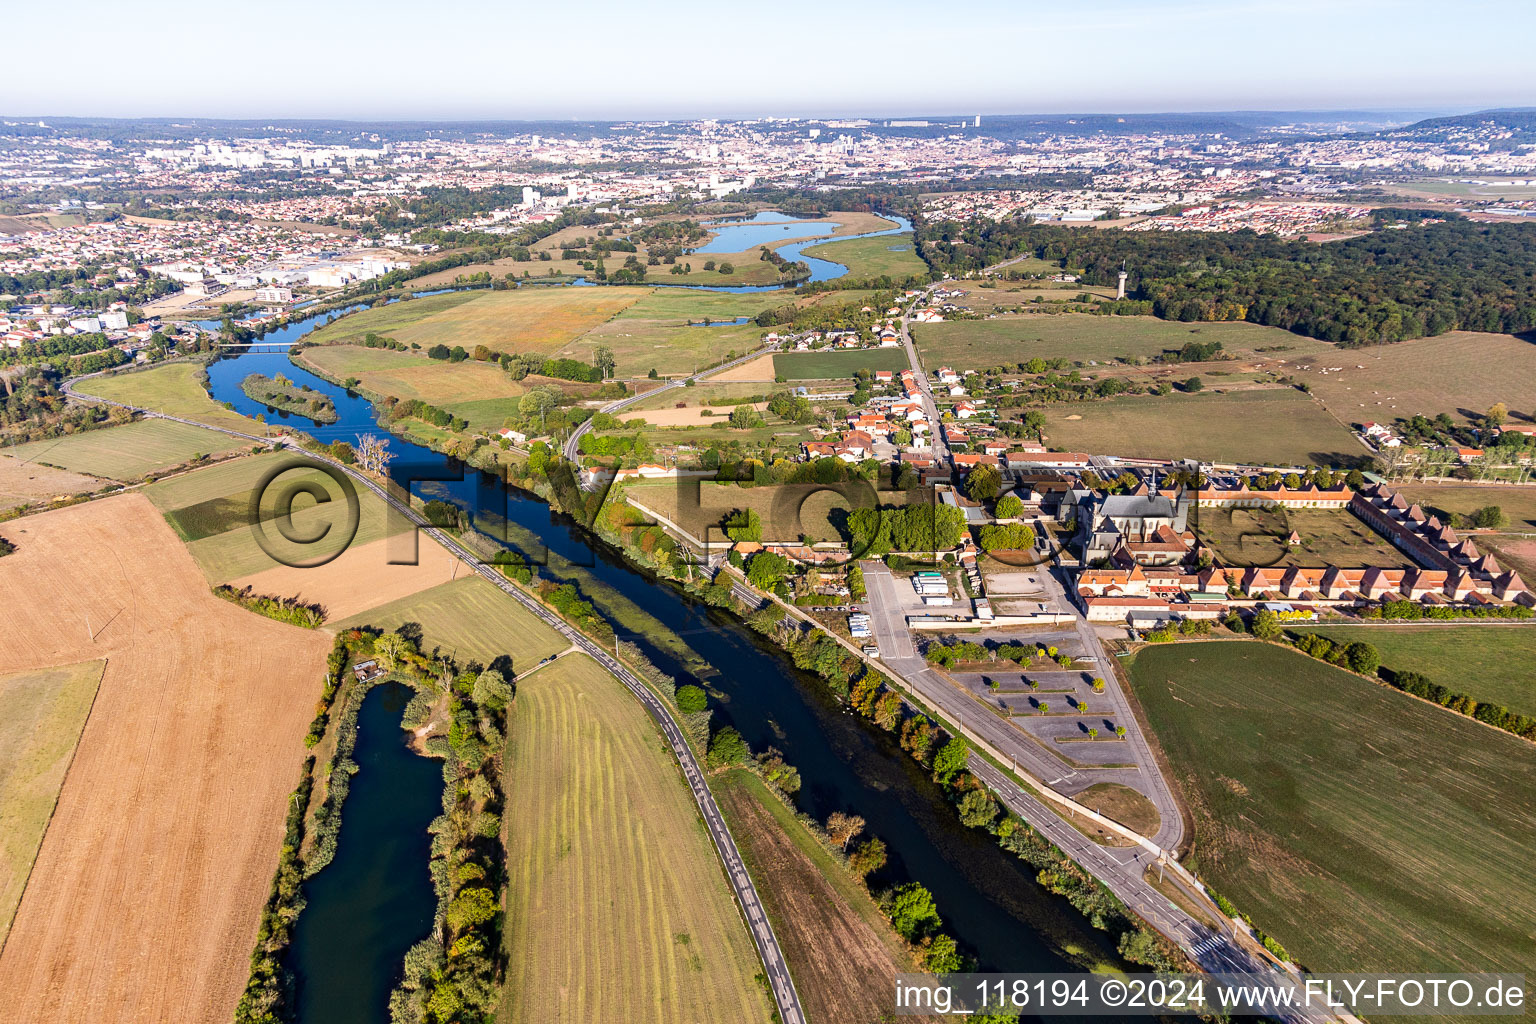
[6,0,1534,120]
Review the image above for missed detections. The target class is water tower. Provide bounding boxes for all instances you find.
[1117,262,1128,300]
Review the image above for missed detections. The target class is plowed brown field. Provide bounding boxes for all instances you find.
[0,494,329,1024]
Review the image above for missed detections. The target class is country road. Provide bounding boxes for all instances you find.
[62,375,807,1024]
[562,343,776,462]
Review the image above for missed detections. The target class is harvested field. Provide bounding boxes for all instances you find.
[304,287,646,356]
[715,771,941,1024]
[0,454,106,511]
[1301,331,1536,428]
[709,352,777,382]
[631,382,772,411]
[1,419,244,481]
[0,660,105,948]
[1037,390,1363,466]
[0,494,331,1024]
[498,653,770,1024]
[1129,641,1536,991]
[333,575,565,669]
[295,345,522,406]
[229,533,464,621]
[1193,507,1414,568]
[73,362,263,433]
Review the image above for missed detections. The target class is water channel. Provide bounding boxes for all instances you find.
[204,218,1122,1021]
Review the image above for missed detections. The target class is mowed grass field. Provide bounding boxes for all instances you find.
[143,451,413,582]
[949,280,1115,311]
[1290,624,1536,719]
[774,349,910,379]
[1038,389,1363,465]
[914,314,1327,368]
[800,231,928,279]
[1300,331,1536,427]
[498,653,771,1024]
[1130,642,1536,984]
[3,418,244,481]
[333,576,565,670]
[296,345,521,409]
[0,660,105,948]
[304,287,647,356]
[73,362,264,433]
[1397,482,1536,530]
[627,479,903,544]
[1193,507,1413,568]
[0,494,331,1024]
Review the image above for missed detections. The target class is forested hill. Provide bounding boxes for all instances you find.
[918,212,1536,346]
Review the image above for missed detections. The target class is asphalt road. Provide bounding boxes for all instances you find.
[895,288,950,463]
[64,378,808,1024]
[968,758,1335,1024]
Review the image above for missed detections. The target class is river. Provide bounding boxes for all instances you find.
[207,219,1119,1021]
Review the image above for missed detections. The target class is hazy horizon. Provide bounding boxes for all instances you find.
[8,0,1534,121]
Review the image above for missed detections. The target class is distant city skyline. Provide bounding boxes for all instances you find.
[7,0,1535,120]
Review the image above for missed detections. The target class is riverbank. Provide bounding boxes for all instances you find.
[176,297,1141,996]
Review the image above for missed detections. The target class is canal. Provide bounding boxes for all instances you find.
[204,217,1121,1021]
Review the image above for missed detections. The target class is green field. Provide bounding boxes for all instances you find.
[774,349,910,379]
[1130,641,1536,985]
[144,452,409,581]
[1290,624,1536,718]
[627,479,903,544]
[73,362,264,433]
[1397,483,1536,531]
[1037,389,1362,466]
[334,575,564,669]
[800,231,928,279]
[3,419,244,481]
[303,287,647,356]
[914,315,1327,368]
[568,317,764,378]
[498,653,770,1024]
[1193,507,1414,568]
[0,660,106,947]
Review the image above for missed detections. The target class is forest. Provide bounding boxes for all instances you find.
[918,211,1536,345]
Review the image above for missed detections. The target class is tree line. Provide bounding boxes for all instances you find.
[919,211,1536,345]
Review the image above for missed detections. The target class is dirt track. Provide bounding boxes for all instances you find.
[0,494,329,1024]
